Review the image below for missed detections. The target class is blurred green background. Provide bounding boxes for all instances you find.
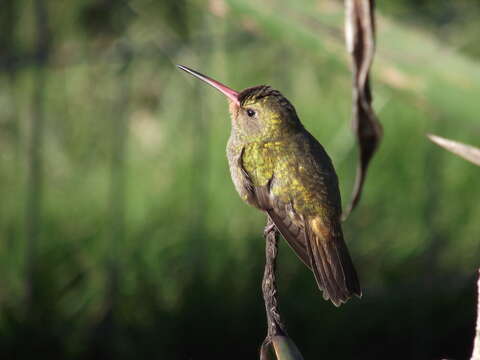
[1,0,480,359]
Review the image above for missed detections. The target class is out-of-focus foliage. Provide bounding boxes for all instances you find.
[378,0,480,59]
[0,0,479,359]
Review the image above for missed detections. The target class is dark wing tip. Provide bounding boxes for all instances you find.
[331,289,362,307]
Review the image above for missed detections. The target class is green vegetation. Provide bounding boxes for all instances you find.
[0,0,479,359]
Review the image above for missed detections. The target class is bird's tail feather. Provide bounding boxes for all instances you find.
[306,224,361,306]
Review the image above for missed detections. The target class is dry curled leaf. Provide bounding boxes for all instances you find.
[428,134,480,167]
[343,0,382,220]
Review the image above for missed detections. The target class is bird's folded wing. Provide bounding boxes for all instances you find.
[250,182,310,269]
[256,184,361,306]
[238,144,360,306]
[237,149,313,270]
[266,207,311,270]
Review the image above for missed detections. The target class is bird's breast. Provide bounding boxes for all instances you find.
[226,138,281,208]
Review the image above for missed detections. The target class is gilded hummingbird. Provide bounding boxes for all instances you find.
[178,65,361,306]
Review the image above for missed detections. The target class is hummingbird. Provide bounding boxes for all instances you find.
[177,65,361,306]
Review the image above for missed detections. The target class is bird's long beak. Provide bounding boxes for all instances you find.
[177,64,240,106]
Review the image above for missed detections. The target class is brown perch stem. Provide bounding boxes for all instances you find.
[262,217,286,344]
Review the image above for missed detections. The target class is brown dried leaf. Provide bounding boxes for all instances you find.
[428,134,480,167]
[342,0,382,220]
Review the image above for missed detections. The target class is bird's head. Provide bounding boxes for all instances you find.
[177,65,303,142]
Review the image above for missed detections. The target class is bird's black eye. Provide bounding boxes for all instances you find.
[246,109,256,117]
